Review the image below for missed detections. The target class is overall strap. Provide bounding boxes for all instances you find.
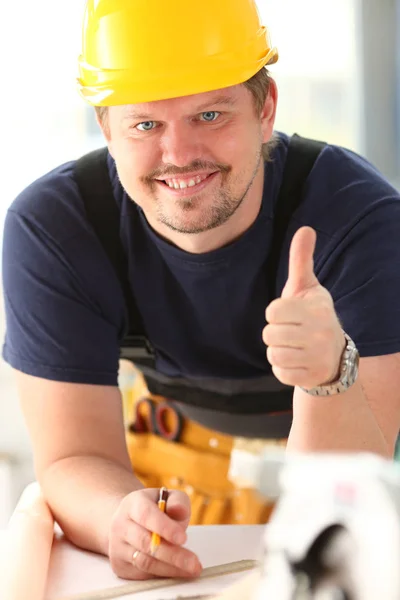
[74,148,154,365]
[268,133,326,296]
[74,134,326,367]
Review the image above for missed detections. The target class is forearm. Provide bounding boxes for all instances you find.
[287,380,391,457]
[40,455,144,555]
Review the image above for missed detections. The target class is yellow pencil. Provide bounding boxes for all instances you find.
[150,487,169,556]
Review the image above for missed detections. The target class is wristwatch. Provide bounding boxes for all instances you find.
[302,332,360,396]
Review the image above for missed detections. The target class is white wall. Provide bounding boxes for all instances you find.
[0,2,88,521]
[0,297,35,518]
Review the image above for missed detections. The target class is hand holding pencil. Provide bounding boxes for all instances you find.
[107,487,202,581]
[150,487,169,555]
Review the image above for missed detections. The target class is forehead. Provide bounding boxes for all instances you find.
[116,84,249,120]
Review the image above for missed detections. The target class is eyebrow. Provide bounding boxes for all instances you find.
[122,95,238,121]
[195,95,239,112]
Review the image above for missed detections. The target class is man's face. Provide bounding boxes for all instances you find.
[102,83,276,236]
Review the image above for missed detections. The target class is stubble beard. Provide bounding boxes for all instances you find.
[154,149,263,235]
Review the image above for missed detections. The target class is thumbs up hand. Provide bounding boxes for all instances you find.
[263,227,346,389]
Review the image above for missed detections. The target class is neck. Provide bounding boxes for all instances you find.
[146,162,265,254]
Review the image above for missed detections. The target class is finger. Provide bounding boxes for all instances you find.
[271,366,309,387]
[124,544,202,579]
[262,324,305,349]
[267,346,306,369]
[145,489,191,525]
[282,226,318,298]
[129,494,187,546]
[123,522,201,575]
[266,298,306,325]
[165,490,191,527]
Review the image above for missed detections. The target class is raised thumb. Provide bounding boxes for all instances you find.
[282,226,318,298]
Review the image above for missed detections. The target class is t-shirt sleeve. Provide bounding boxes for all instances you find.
[326,198,400,357]
[2,207,124,385]
[281,144,400,359]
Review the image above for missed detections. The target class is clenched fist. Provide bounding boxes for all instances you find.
[108,488,202,580]
[263,226,346,390]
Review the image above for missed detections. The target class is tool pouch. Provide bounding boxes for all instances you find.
[121,364,286,525]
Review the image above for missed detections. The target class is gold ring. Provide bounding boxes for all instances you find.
[132,549,140,563]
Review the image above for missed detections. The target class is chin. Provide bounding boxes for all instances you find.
[163,221,207,235]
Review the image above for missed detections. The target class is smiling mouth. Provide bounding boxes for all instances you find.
[157,172,217,190]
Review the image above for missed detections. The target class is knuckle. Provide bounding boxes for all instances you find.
[121,521,131,544]
[272,348,294,368]
[264,324,279,347]
[271,364,280,378]
[109,554,126,579]
[170,549,199,575]
[266,300,278,323]
[282,374,296,386]
[175,554,191,572]
[272,366,291,385]
[282,349,294,367]
[137,528,151,553]
[135,503,152,526]
[109,513,126,543]
[137,552,154,573]
[275,366,312,388]
[267,346,275,364]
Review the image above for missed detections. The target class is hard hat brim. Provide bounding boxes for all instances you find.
[78,47,278,107]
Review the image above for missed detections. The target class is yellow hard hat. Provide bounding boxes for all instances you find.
[77,0,278,106]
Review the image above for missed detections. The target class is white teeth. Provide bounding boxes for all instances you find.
[165,174,209,189]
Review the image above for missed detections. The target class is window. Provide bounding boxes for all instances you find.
[258,0,400,184]
[258,0,360,150]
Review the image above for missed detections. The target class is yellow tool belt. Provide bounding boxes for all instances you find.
[121,364,286,525]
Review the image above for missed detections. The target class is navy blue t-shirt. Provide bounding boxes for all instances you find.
[3,132,400,437]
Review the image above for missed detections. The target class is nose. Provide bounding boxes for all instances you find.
[160,122,203,168]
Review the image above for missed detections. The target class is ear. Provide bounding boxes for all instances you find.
[261,78,278,143]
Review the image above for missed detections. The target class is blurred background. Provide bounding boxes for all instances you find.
[0,0,399,526]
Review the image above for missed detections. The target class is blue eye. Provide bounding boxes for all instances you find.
[200,111,220,122]
[137,121,156,131]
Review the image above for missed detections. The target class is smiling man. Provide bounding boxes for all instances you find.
[104,85,271,251]
[2,0,400,583]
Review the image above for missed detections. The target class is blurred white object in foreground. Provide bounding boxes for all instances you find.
[227,450,400,600]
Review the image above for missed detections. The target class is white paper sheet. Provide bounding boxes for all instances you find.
[45,525,265,600]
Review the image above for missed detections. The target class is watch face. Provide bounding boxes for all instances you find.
[302,338,359,396]
[346,348,360,383]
